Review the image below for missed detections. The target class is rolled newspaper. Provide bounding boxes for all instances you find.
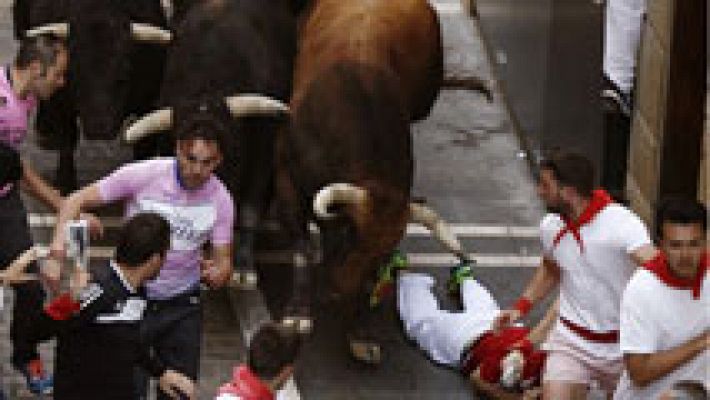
[65,219,89,271]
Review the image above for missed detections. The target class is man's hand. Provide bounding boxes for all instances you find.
[522,388,542,400]
[159,369,195,399]
[40,256,63,295]
[492,309,522,332]
[200,259,231,288]
[79,212,104,239]
[69,265,91,302]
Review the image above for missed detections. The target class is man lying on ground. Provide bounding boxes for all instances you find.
[397,261,557,400]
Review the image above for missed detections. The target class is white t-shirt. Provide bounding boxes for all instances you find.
[541,204,652,359]
[613,269,709,400]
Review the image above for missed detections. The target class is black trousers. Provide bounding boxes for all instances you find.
[136,289,202,400]
[0,189,45,368]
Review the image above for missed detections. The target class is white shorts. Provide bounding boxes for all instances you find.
[544,329,624,395]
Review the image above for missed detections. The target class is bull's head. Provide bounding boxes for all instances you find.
[123,94,290,143]
[25,0,171,140]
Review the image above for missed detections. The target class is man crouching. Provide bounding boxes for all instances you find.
[7,212,195,399]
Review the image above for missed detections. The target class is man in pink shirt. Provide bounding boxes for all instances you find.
[0,34,70,395]
[48,124,235,399]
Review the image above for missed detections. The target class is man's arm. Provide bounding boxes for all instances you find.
[28,267,107,342]
[202,243,233,288]
[49,184,104,255]
[526,297,559,346]
[137,347,195,400]
[624,331,709,387]
[493,257,561,331]
[20,159,62,211]
[629,244,658,267]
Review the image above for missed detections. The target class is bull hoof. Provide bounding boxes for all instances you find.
[349,339,382,365]
[230,270,258,289]
[281,316,313,334]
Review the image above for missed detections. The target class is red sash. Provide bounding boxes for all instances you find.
[559,317,619,343]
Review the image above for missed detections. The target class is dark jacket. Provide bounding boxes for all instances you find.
[32,261,165,400]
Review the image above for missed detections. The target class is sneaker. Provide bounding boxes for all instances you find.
[16,358,53,395]
[369,251,408,307]
[447,261,476,294]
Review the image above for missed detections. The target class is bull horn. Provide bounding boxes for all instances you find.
[25,23,69,38]
[224,94,290,119]
[313,183,367,220]
[124,108,172,143]
[130,23,172,44]
[409,202,467,260]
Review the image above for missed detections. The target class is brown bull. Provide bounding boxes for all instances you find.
[277,0,465,364]
[293,0,443,121]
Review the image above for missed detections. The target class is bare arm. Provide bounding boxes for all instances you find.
[526,297,559,346]
[20,159,62,211]
[629,244,659,267]
[201,243,233,288]
[624,331,709,387]
[49,184,105,255]
[493,257,561,330]
[521,257,561,304]
[0,247,44,284]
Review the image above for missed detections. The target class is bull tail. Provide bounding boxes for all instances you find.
[408,202,470,262]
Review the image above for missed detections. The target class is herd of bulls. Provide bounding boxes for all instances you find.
[14,0,474,363]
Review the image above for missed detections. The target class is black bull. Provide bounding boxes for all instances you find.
[124,0,297,278]
[13,0,170,193]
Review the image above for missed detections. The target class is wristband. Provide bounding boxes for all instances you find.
[513,297,533,316]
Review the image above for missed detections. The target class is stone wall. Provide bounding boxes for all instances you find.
[627,0,706,226]
[626,0,672,225]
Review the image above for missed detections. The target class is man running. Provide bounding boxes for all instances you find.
[494,151,657,399]
[47,124,235,399]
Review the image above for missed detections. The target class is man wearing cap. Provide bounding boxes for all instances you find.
[613,198,708,399]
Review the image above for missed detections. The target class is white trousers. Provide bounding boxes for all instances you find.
[397,272,500,367]
[604,0,647,94]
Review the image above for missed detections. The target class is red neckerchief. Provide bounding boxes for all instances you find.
[552,189,614,252]
[643,252,707,299]
[217,365,274,400]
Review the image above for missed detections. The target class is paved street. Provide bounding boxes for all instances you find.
[0,0,553,399]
